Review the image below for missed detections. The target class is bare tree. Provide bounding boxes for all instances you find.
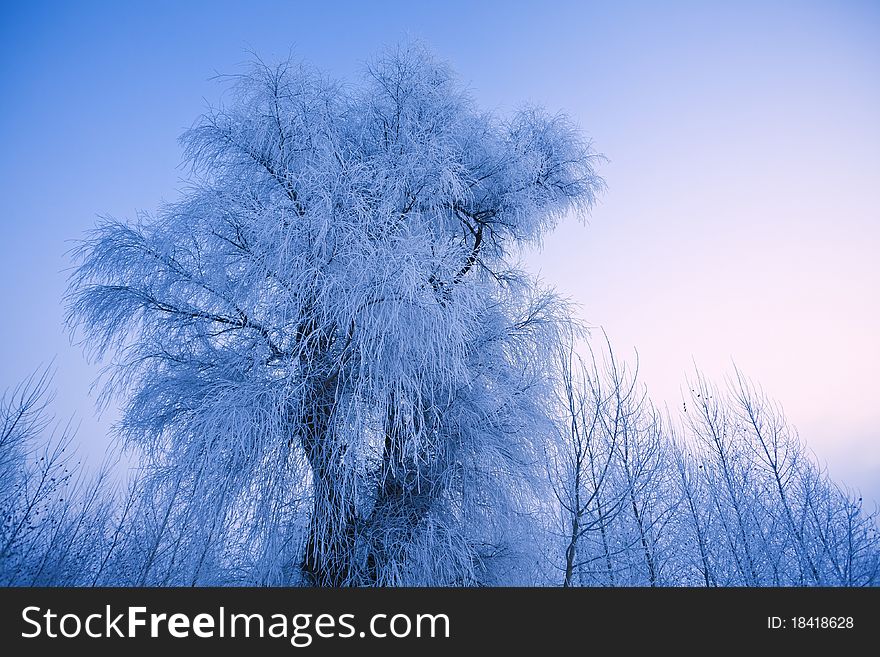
[676,368,880,586]
[551,336,679,587]
[552,340,625,586]
[0,368,115,586]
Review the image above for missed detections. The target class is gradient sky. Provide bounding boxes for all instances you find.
[1,1,877,500]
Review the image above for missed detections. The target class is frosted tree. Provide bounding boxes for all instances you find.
[67,44,604,586]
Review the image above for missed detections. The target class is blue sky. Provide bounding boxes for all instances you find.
[1,0,878,500]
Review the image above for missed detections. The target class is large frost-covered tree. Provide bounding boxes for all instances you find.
[67,45,603,586]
